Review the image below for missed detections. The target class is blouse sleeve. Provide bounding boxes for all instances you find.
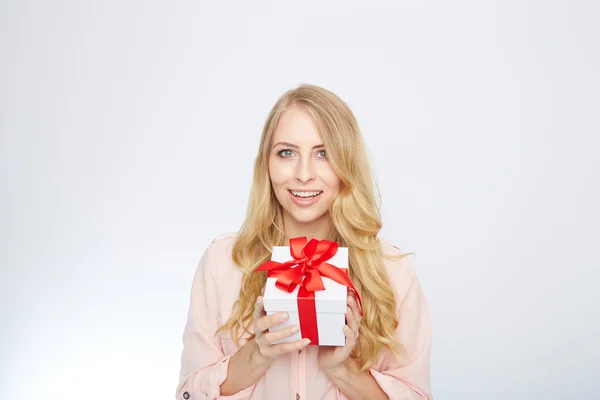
[340,257,433,400]
[175,243,257,400]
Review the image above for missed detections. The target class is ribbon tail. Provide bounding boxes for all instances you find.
[313,263,364,315]
[256,259,300,272]
[297,285,319,345]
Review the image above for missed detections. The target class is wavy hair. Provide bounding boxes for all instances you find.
[216,83,413,370]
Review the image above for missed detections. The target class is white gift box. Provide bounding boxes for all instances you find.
[262,245,348,346]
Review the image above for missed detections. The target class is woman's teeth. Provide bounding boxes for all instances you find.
[290,190,322,198]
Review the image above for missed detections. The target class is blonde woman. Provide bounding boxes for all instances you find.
[176,84,432,400]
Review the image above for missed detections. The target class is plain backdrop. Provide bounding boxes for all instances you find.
[1,1,599,399]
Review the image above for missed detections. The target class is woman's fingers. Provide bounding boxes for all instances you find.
[345,306,357,333]
[347,295,362,328]
[260,324,299,345]
[255,319,310,358]
[343,325,356,349]
[261,338,311,357]
[254,297,289,332]
[348,294,361,319]
[253,297,265,335]
[278,338,311,353]
[255,311,288,333]
[254,296,266,318]
[252,300,310,358]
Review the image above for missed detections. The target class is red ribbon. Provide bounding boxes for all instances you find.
[256,237,362,345]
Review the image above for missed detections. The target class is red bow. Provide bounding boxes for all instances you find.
[256,237,363,313]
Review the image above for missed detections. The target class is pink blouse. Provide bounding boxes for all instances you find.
[176,233,433,400]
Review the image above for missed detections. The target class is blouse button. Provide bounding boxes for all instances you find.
[296,394,300,400]
[183,392,190,399]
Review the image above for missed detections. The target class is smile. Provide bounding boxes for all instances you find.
[289,190,323,198]
[287,190,323,207]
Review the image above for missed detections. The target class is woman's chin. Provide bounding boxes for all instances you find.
[286,208,328,224]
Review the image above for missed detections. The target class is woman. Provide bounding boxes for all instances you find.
[176,84,432,400]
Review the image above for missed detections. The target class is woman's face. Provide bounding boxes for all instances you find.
[269,106,341,228]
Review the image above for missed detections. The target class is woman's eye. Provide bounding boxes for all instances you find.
[277,149,327,158]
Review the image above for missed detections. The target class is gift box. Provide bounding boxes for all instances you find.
[256,237,361,346]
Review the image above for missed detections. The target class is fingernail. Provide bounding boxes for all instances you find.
[280,312,288,321]
[291,325,299,333]
[302,339,311,346]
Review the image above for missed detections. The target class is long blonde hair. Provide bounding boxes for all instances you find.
[217,84,413,370]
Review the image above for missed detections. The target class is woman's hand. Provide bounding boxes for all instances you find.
[317,292,362,374]
[251,295,311,365]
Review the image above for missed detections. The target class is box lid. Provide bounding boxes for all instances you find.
[262,246,349,314]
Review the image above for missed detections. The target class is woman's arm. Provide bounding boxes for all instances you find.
[220,296,311,395]
[177,242,246,400]
[319,294,388,400]
[320,254,432,400]
[219,338,272,395]
[178,240,310,399]
[363,262,432,400]
[326,357,389,400]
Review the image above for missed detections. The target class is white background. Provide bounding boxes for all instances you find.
[1,1,599,399]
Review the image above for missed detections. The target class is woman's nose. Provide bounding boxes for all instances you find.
[295,157,316,183]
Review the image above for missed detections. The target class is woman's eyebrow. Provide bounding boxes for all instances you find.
[272,142,325,150]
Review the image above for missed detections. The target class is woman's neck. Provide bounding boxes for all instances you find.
[282,213,334,243]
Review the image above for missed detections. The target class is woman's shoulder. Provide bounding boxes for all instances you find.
[377,236,415,268]
[204,231,238,254]
[200,231,240,277]
[210,231,239,244]
[194,232,244,316]
[376,236,418,300]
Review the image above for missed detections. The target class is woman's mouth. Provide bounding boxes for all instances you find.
[288,190,323,207]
